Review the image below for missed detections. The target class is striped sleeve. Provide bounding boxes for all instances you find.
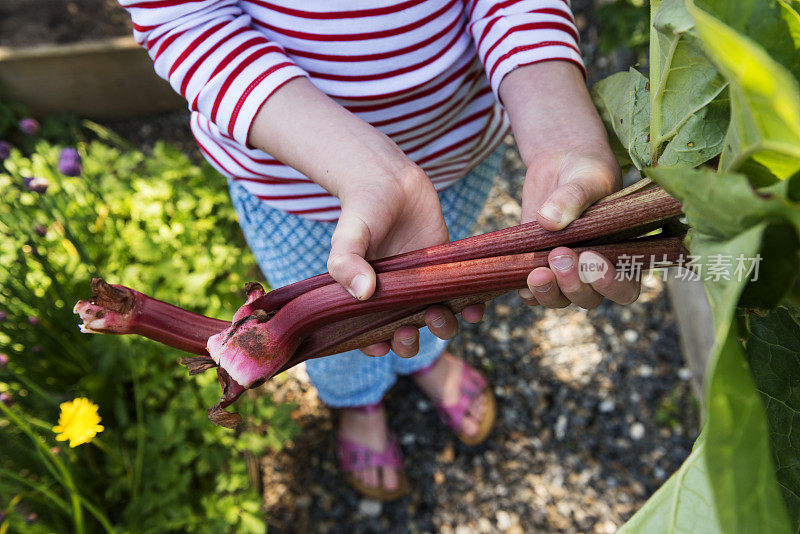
[466,0,585,100]
[119,0,308,145]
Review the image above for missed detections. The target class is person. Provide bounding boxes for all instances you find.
[121,0,640,501]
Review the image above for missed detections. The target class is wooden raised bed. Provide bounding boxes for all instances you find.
[0,36,184,120]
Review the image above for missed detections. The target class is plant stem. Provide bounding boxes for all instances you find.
[650,0,663,166]
[74,279,229,354]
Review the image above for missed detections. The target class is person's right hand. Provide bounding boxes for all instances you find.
[247,78,484,358]
[329,160,484,358]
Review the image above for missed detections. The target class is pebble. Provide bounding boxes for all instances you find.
[496,510,515,530]
[358,499,382,517]
[678,367,693,381]
[501,201,521,217]
[638,365,654,378]
[417,399,430,411]
[490,325,510,342]
[599,399,615,413]
[623,329,640,343]
[477,517,493,533]
[455,526,474,534]
[555,414,568,440]
[630,422,645,441]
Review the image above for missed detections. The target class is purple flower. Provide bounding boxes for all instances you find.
[19,117,40,136]
[31,345,42,354]
[34,224,47,237]
[58,147,82,176]
[23,176,49,194]
[28,316,40,326]
[25,512,38,525]
[0,353,8,367]
[0,141,11,161]
[0,310,6,322]
[0,392,13,406]
[0,510,6,523]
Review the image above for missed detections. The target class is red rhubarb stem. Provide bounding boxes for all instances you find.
[74,279,228,354]
[266,237,686,369]
[246,182,681,315]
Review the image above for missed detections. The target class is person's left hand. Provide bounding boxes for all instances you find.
[499,61,642,310]
[518,151,641,310]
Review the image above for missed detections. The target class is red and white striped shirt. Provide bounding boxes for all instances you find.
[121,0,583,221]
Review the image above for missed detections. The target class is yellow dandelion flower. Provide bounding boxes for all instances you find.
[52,398,104,447]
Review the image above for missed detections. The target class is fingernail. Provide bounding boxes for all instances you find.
[551,255,574,271]
[430,314,447,328]
[533,281,553,293]
[349,274,369,300]
[538,204,562,226]
[399,335,416,346]
[519,288,534,300]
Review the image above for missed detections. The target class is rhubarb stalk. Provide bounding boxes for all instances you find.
[237,180,681,316]
[207,237,686,392]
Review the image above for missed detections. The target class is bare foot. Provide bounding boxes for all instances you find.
[338,405,401,491]
[412,351,487,438]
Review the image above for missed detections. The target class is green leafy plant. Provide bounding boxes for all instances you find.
[592,0,800,531]
[597,0,651,59]
[0,112,299,532]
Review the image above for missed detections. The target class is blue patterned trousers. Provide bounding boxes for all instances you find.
[228,150,501,407]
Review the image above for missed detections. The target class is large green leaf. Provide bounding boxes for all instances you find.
[620,433,722,534]
[649,167,800,309]
[592,0,728,170]
[591,68,652,169]
[647,165,799,532]
[705,318,792,534]
[649,0,729,165]
[648,167,800,239]
[746,305,800,530]
[695,0,800,81]
[689,0,800,180]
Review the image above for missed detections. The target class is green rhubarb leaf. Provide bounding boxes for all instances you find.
[648,167,800,309]
[648,167,800,239]
[649,0,729,167]
[694,0,800,81]
[705,318,792,534]
[648,164,800,532]
[746,304,800,530]
[689,0,800,180]
[619,433,722,534]
[684,224,790,534]
[657,93,729,167]
[591,68,651,169]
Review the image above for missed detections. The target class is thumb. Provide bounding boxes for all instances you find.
[327,208,376,300]
[536,162,619,231]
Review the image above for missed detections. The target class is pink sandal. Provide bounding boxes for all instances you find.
[336,403,408,501]
[411,355,497,446]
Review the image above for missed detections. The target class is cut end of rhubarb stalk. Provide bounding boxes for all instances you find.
[206,310,292,389]
[74,278,136,334]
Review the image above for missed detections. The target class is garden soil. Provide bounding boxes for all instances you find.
[0,0,132,48]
